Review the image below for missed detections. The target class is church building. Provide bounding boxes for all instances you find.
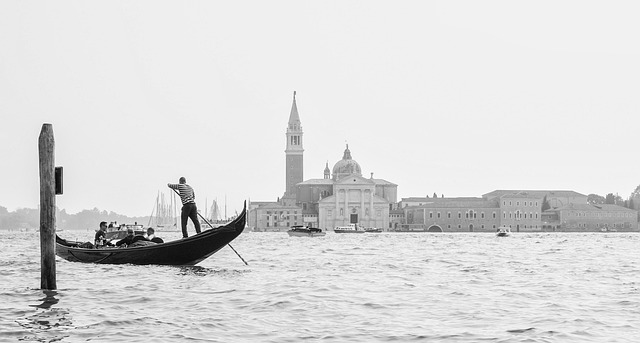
[247,92,398,231]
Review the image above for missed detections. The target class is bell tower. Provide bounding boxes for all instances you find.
[283,91,304,205]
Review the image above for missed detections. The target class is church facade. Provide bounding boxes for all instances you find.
[247,93,397,231]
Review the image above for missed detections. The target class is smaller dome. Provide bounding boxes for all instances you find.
[332,144,362,180]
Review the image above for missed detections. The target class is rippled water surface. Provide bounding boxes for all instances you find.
[0,231,638,342]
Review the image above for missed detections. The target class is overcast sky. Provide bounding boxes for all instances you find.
[1,1,639,217]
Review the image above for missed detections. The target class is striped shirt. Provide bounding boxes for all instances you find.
[168,183,196,205]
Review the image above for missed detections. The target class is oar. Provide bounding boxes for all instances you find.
[197,211,248,266]
[170,188,248,266]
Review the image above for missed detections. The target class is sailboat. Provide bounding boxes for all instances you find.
[201,198,231,228]
[148,191,179,231]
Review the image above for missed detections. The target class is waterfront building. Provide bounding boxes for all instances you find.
[542,203,638,232]
[248,93,398,231]
[248,201,303,232]
[400,197,501,232]
[299,145,397,230]
[398,190,634,232]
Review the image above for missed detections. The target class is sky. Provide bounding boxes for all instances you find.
[1,1,639,217]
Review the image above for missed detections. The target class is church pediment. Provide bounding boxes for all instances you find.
[335,174,375,185]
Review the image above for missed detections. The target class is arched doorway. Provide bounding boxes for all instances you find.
[427,225,443,232]
[469,224,474,232]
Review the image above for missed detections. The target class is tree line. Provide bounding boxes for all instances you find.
[586,184,640,209]
[0,206,149,231]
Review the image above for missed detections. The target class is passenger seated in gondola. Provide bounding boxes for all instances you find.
[94,221,114,248]
[115,228,136,247]
[145,227,164,244]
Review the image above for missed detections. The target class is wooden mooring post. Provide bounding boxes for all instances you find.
[38,123,56,290]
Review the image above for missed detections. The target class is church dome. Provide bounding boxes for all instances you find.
[332,144,362,180]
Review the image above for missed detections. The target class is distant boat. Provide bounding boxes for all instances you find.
[364,228,382,233]
[200,198,233,228]
[496,226,511,237]
[287,225,326,237]
[334,224,365,233]
[148,190,179,231]
[105,223,145,241]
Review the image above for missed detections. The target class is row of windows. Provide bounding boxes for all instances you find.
[568,212,634,218]
[440,224,540,230]
[566,222,633,229]
[503,201,540,207]
[429,211,497,219]
[266,221,298,227]
[265,215,300,221]
[445,224,498,230]
[503,212,540,219]
[266,210,298,215]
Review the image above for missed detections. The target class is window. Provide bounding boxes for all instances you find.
[448,212,451,218]
[458,212,461,219]
[437,212,441,218]
[481,212,485,219]
[493,212,497,219]
[429,212,433,219]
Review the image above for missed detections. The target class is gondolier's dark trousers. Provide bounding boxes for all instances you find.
[181,202,201,238]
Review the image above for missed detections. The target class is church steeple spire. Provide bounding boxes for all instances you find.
[284,91,304,204]
[288,91,301,129]
[324,161,330,179]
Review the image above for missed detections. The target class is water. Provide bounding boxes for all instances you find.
[0,231,638,342]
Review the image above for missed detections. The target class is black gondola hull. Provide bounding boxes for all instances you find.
[56,202,246,266]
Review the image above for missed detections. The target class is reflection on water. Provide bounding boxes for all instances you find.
[30,290,59,309]
[176,265,248,277]
[15,290,72,342]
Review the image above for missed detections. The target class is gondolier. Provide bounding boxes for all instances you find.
[168,177,202,238]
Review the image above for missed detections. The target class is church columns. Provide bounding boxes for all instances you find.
[360,189,365,224]
[369,191,374,223]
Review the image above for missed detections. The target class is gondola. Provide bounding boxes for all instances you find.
[55,202,246,266]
